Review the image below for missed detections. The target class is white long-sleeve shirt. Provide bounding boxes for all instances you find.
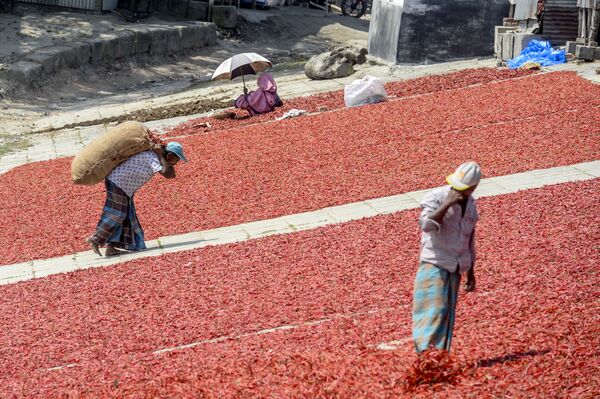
[418,186,478,273]
[107,151,162,197]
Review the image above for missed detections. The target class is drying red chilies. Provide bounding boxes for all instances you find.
[165,67,535,138]
[403,349,467,391]
[0,179,597,397]
[0,70,598,266]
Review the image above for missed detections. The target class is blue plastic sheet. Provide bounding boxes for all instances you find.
[508,40,566,69]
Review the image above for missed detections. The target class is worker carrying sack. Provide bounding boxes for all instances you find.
[71,121,164,186]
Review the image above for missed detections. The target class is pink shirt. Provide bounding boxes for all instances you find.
[234,73,280,115]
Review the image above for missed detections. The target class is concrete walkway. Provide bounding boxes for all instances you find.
[0,111,216,174]
[1,160,597,286]
[0,71,360,174]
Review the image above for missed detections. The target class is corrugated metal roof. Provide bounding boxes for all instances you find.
[544,0,578,45]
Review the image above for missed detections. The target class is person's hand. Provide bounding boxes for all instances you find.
[153,146,165,160]
[465,278,476,292]
[445,189,464,206]
[243,86,248,95]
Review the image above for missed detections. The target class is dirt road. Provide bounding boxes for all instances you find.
[0,7,369,137]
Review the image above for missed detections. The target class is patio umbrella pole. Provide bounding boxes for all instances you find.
[241,72,247,94]
[211,53,273,116]
[241,72,252,115]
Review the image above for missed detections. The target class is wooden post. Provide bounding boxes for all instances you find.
[209,0,214,21]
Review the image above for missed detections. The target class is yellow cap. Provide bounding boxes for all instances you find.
[446,161,482,191]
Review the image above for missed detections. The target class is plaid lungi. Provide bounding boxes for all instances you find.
[90,179,146,251]
[412,262,461,353]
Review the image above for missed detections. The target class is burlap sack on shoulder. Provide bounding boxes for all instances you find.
[71,121,161,186]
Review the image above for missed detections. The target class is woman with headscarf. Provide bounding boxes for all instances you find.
[234,73,283,116]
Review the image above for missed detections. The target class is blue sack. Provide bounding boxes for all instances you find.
[508,40,566,69]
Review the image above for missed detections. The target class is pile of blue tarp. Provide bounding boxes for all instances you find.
[508,40,566,69]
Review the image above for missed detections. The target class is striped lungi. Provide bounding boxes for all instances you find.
[412,262,461,353]
[90,179,146,251]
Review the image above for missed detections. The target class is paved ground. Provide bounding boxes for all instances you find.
[0,57,501,173]
[2,3,598,157]
[0,64,598,397]
[1,59,599,159]
[0,4,217,90]
[0,6,371,137]
[1,160,597,284]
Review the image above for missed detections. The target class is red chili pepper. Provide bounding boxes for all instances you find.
[0,70,598,267]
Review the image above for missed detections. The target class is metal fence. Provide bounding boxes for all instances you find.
[17,0,113,11]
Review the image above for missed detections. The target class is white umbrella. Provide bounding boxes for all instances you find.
[212,52,272,93]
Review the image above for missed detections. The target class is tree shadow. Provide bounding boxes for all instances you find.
[476,349,551,368]
[2,5,370,128]
[0,2,22,71]
[237,7,370,48]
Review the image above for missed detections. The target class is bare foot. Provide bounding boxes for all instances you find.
[86,238,102,257]
[105,245,127,257]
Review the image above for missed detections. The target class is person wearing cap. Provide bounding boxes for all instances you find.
[87,142,188,257]
[412,161,481,353]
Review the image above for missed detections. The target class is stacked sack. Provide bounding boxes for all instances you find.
[71,121,164,186]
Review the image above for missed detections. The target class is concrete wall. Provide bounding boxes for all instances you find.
[514,0,537,20]
[367,0,404,62]
[368,0,510,65]
[6,22,217,88]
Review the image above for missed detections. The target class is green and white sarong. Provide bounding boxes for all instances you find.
[412,262,461,353]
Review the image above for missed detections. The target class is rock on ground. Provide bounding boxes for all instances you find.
[304,45,368,80]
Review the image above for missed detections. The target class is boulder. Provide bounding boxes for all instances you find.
[304,45,368,80]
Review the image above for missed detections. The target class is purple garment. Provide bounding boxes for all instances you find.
[234,73,282,115]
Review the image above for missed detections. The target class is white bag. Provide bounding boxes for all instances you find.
[344,75,387,108]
